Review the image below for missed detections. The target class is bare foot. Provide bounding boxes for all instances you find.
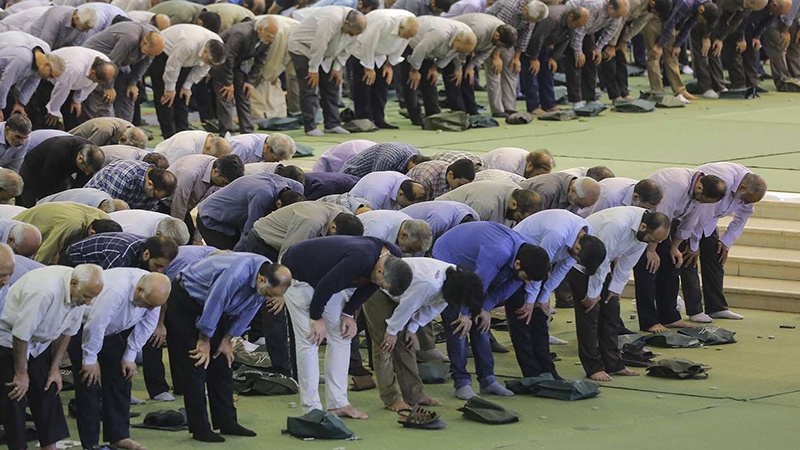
[113,438,147,450]
[545,106,561,112]
[532,108,546,115]
[328,404,368,420]
[385,400,411,412]
[665,319,693,328]
[622,95,633,100]
[416,395,441,406]
[645,324,668,333]
[610,368,640,377]
[682,92,697,100]
[589,371,612,382]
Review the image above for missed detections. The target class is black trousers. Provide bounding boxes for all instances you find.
[633,234,682,330]
[289,52,342,132]
[442,60,479,115]
[721,35,747,90]
[599,49,630,99]
[0,345,70,450]
[680,229,730,316]
[565,34,599,103]
[244,231,279,262]
[165,280,237,434]
[142,343,173,398]
[740,35,761,89]
[347,57,389,124]
[149,53,192,139]
[504,286,558,378]
[26,82,81,131]
[192,77,217,124]
[211,66,255,135]
[196,216,239,250]
[395,54,440,125]
[243,306,292,377]
[68,328,131,448]
[564,269,624,376]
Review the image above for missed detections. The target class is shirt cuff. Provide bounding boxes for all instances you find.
[608,279,626,297]
[123,348,138,363]
[406,321,420,334]
[82,352,98,366]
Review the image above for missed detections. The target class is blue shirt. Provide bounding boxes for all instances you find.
[401,201,479,242]
[65,232,145,269]
[433,221,530,311]
[313,0,358,7]
[662,0,709,47]
[164,245,216,281]
[281,236,403,320]
[86,160,157,211]
[513,210,589,304]
[228,133,268,164]
[179,252,270,338]
[196,173,304,250]
[304,172,360,200]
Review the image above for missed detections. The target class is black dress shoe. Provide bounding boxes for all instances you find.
[375,121,399,130]
[219,423,257,437]
[193,430,225,442]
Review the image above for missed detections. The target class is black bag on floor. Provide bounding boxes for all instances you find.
[532,379,601,401]
[233,366,298,395]
[677,326,736,345]
[574,103,607,117]
[457,397,519,424]
[642,331,702,348]
[621,340,657,367]
[283,409,355,440]
[646,358,711,379]
[505,373,556,394]
[132,409,188,431]
[418,361,450,384]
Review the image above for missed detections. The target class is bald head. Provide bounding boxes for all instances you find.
[343,10,367,36]
[0,169,23,204]
[608,0,629,18]
[8,223,41,258]
[135,273,172,309]
[453,30,477,54]
[0,244,14,289]
[153,13,171,30]
[569,177,601,208]
[142,32,165,57]
[257,263,292,298]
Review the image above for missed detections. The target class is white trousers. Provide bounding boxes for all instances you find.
[284,280,350,412]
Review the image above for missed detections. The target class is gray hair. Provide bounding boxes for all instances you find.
[112,199,130,211]
[98,199,116,213]
[0,169,23,202]
[72,263,104,287]
[46,54,66,77]
[255,15,275,30]
[10,223,41,255]
[573,177,600,201]
[399,15,416,32]
[0,243,13,262]
[266,133,296,161]
[156,217,190,245]
[76,7,99,28]
[402,219,433,252]
[344,9,366,33]
[382,255,413,297]
[123,127,148,149]
[208,137,232,158]
[526,0,550,21]
[741,173,767,196]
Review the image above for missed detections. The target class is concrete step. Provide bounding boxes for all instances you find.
[752,194,800,221]
[621,275,800,314]
[718,217,800,250]
[726,246,800,282]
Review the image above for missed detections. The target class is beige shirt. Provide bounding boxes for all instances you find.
[161,24,223,91]
[436,179,518,225]
[288,6,354,73]
[252,201,348,258]
[206,3,256,32]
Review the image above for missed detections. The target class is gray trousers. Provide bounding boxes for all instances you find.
[82,87,113,121]
[763,23,800,90]
[289,52,342,132]
[484,46,517,115]
[691,27,727,93]
[211,66,255,134]
[83,70,139,122]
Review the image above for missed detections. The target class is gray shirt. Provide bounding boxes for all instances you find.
[453,13,505,68]
[0,122,28,172]
[252,201,348,258]
[69,118,137,147]
[27,5,85,49]
[407,16,473,70]
[436,179,518,225]
[527,5,575,61]
[0,33,50,109]
[520,172,576,211]
[392,0,434,16]
[83,21,158,86]
[99,145,149,167]
[37,188,112,208]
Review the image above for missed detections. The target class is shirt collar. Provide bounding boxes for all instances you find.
[202,159,214,185]
[0,123,6,146]
[560,175,576,205]
[63,270,75,307]
[30,47,41,70]
[688,171,703,199]
[622,183,634,206]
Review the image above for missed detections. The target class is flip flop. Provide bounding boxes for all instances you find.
[397,406,446,430]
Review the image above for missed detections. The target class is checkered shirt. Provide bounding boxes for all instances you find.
[86,160,158,211]
[431,151,486,168]
[488,0,534,52]
[340,142,421,177]
[66,232,145,269]
[407,160,450,199]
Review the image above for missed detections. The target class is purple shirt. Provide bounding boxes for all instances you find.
[691,163,753,251]
[311,139,376,172]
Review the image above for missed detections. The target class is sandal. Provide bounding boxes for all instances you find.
[397,405,446,430]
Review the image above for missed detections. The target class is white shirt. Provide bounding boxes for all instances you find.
[350,171,410,210]
[244,162,282,176]
[2,6,49,30]
[228,133,268,164]
[155,130,210,164]
[513,210,590,304]
[100,145,149,167]
[48,47,110,117]
[648,168,703,241]
[288,6,355,73]
[385,257,452,335]
[559,166,589,177]
[81,268,159,365]
[483,147,529,176]
[161,24,223,91]
[127,10,155,24]
[691,162,753,251]
[473,169,525,184]
[0,205,26,220]
[359,210,409,245]
[109,209,170,237]
[577,177,636,218]
[37,188,111,208]
[583,206,647,298]
[351,9,414,69]
[0,266,86,357]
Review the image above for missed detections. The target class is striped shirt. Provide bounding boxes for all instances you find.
[340,142,421,177]
[65,232,145,269]
[407,160,450,199]
[488,0,535,53]
[566,0,625,53]
[431,150,486,168]
[86,160,157,211]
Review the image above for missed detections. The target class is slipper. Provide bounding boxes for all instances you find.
[397,406,446,430]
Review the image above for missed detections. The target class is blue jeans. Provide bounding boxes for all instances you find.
[441,305,496,389]
[519,50,557,112]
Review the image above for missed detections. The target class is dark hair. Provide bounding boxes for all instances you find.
[213,154,245,182]
[259,262,290,285]
[359,0,380,11]
[447,158,476,182]
[586,166,614,181]
[642,211,671,233]
[653,0,673,17]
[110,14,131,25]
[441,266,485,317]
[205,40,226,65]
[577,235,606,275]
[400,180,426,202]
[609,0,624,11]
[90,219,122,233]
[409,154,431,166]
[433,0,457,12]
[142,236,179,261]
[382,255,413,296]
[517,244,550,281]
[278,189,306,206]
[700,2,720,26]
[700,174,726,201]
[149,168,177,196]
[332,213,364,236]
[91,58,117,84]
[5,113,31,134]
[496,24,518,48]
[142,152,170,169]
[243,0,266,14]
[82,144,105,173]
[198,11,222,33]
[460,214,475,224]
[275,165,306,184]
[634,179,663,206]
[512,189,542,216]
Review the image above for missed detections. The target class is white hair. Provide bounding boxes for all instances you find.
[76,7,99,28]
[266,133,296,160]
[402,219,433,252]
[123,127,148,149]
[72,263,104,287]
[208,137,232,158]
[573,177,600,200]
[255,15,275,30]
[526,0,550,22]
[10,223,42,250]
[47,54,66,76]
[0,169,23,201]
[156,217,190,245]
